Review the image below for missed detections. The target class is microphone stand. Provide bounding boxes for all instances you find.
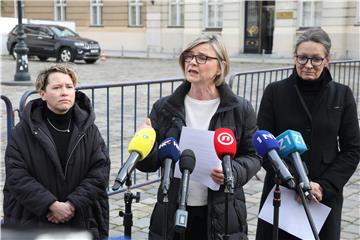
[222,185,232,240]
[272,175,281,240]
[296,184,320,240]
[119,176,140,239]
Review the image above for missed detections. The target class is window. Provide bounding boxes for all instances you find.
[205,0,223,28]
[169,0,184,27]
[357,0,360,24]
[298,1,322,27]
[129,0,143,26]
[54,0,66,21]
[14,0,25,18]
[90,0,103,26]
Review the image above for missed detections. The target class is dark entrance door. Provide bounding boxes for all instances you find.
[244,1,275,54]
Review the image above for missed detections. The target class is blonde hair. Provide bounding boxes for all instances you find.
[35,64,79,92]
[179,34,230,86]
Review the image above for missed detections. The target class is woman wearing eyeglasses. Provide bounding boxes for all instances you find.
[136,34,261,239]
[255,28,360,240]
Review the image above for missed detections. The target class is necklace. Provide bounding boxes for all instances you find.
[47,118,71,133]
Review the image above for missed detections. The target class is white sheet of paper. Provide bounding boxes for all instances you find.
[174,127,221,190]
[259,186,331,240]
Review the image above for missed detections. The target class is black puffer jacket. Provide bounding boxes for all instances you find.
[3,91,110,240]
[137,81,261,240]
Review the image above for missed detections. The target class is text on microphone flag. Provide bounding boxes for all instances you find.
[276,130,308,158]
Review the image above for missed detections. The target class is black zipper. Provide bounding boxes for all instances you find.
[64,133,85,178]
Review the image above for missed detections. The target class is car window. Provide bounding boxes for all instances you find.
[50,26,78,38]
[26,26,41,35]
[39,27,52,37]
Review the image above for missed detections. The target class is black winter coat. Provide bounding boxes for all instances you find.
[3,91,110,240]
[255,68,360,240]
[136,81,261,240]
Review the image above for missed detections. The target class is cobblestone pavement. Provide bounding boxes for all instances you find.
[1,56,359,240]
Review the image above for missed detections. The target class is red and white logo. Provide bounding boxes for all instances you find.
[217,132,234,145]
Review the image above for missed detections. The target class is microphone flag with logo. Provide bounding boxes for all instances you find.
[158,137,181,196]
[112,128,156,190]
[277,130,312,198]
[214,128,236,193]
[252,130,295,189]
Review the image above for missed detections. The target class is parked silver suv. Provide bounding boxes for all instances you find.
[7,24,101,64]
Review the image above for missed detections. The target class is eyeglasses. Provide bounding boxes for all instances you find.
[296,55,325,67]
[183,53,218,64]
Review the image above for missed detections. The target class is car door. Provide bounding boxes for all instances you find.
[23,25,41,55]
[36,26,57,57]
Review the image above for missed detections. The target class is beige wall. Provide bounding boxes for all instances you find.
[1,0,359,59]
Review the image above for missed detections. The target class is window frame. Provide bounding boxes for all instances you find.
[298,0,322,27]
[357,0,360,24]
[54,0,66,21]
[168,0,184,27]
[128,0,143,27]
[204,0,223,29]
[90,0,103,26]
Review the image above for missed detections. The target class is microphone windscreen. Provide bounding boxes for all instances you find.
[128,128,156,160]
[276,130,308,158]
[213,128,236,159]
[158,137,181,162]
[252,130,279,157]
[179,149,196,173]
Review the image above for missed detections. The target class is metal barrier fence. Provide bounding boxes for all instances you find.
[1,95,15,142]
[3,60,359,194]
[229,60,360,115]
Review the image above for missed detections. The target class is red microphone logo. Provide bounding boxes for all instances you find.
[217,132,234,146]
[214,128,237,159]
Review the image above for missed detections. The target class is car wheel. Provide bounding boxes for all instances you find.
[58,47,74,62]
[84,59,97,64]
[10,44,17,60]
[38,56,48,62]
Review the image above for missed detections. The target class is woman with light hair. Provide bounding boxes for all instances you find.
[3,64,110,240]
[137,34,261,239]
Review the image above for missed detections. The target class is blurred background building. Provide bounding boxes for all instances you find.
[1,0,359,59]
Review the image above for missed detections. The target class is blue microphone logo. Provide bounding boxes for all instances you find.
[276,130,307,158]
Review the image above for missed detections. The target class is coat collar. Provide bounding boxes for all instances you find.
[23,91,95,132]
[165,80,239,115]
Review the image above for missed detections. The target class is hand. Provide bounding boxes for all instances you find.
[310,181,323,203]
[47,201,75,223]
[295,181,323,204]
[211,166,224,185]
[140,118,152,129]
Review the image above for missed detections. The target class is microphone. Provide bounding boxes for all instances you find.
[252,130,296,189]
[175,149,196,233]
[213,128,236,194]
[112,128,156,190]
[277,130,312,199]
[158,137,181,197]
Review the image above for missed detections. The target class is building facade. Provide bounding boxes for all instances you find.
[1,0,360,59]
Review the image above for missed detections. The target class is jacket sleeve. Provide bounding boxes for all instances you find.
[66,125,110,213]
[314,87,360,200]
[136,99,162,173]
[5,129,58,217]
[232,99,262,187]
[256,83,277,175]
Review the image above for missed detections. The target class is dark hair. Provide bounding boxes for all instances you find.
[294,28,332,57]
